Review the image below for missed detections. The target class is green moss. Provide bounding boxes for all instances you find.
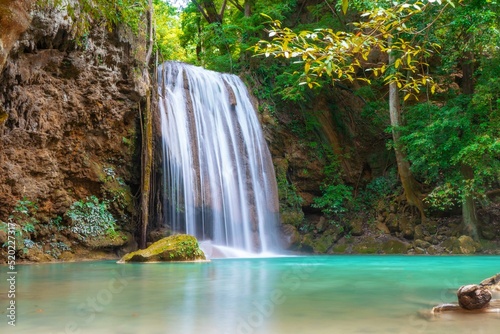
[313,234,335,253]
[331,244,348,253]
[118,234,207,263]
[380,239,410,254]
[351,237,409,254]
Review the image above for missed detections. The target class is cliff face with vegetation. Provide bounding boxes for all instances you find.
[0,2,145,262]
[1,0,499,262]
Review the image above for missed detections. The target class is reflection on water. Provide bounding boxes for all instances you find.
[2,256,500,333]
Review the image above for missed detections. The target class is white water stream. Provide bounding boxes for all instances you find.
[158,62,279,256]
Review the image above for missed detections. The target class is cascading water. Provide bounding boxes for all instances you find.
[158,62,280,256]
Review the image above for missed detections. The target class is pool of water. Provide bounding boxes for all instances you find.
[2,255,500,333]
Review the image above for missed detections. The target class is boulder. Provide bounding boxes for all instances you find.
[443,235,479,254]
[349,218,364,236]
[117,234,207,263]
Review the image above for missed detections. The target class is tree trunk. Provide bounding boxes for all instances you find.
[140,0,154,249]
[388,40,425,220]
[461,164,479,240]
[459,49,479,240]
[244,0,254,16]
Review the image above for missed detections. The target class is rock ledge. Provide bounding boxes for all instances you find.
[117,234,207,263]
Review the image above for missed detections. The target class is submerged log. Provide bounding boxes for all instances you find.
[432,299,500,314]
[432,273,500,315]
[457,284,492,310]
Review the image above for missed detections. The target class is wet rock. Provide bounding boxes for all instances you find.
[414,247,426,254]
[414,239,431,249]
[281,224,301,249]
[280,211,305,226]
[299,233,315,253]
[457,284,492,310]
[458,235,478,254]
[118,234,207,263]
[385,213,399,233]
[351,236,409,254]
[413,224,425,240]
[148,227,172,243]
[376,222,390,234]
[443,235,478,254]
[381,239,410,254]
[313,233,335,253]
[398,216,414,239]
[427,245,442,255]
[350,218,364,236]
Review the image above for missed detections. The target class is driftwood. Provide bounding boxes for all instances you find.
[457,284,492,310]
[432,273,500,314]
[480,273,500,291]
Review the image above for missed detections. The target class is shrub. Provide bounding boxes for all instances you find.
[66,196,118,238]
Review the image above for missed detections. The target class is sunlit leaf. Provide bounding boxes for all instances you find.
[342,0,349,14]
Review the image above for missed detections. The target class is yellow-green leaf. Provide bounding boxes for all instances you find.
[342,0,349,14]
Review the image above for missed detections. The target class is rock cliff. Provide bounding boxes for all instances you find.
[0,2,146,261]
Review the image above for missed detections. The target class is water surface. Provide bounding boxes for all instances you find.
[2,256,500,333]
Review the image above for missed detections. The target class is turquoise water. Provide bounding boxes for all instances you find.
[2,256,500,333]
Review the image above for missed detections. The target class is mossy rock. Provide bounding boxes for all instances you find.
[118,234,207,263]
[352,237,379,254]
[443,235,479,254]
[281,210,304,226]
[313,234,335,253]
[84,231,129,249]
[352,236,410,254]
[331,243,348,253]
[381,239,410,254]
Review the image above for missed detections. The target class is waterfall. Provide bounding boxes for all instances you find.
[157,62,280,255]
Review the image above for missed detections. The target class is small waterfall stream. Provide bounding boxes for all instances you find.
[158,62,279,256]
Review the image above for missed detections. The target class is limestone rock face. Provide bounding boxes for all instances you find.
[118,235,207,263]
[0,0,33,72]
[0,3,146,226]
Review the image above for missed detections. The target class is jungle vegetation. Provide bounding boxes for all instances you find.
[40,0,498,240]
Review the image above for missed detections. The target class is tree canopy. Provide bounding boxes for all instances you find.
[152,0,499,237]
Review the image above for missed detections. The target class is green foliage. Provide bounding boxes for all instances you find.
[424,182,460,211]
[66,196,119,239]
[402,91,499,211]
[174,239,205,259]
[312,183,353,217]
[154,0,188,61]
[0,198,39,249]
[356,173,398,209]
[37,0,148,36]
[9,197,38,234]
[253,1,444,97]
